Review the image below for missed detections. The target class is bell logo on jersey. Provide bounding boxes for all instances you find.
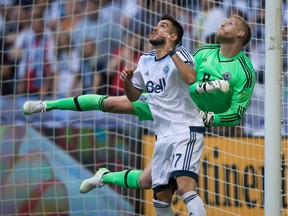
[145,78,166,93]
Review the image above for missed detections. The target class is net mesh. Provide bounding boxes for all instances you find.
[0,0,287,215]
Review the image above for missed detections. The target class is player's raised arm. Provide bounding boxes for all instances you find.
[120,68,143,102]
[169,49,196,85]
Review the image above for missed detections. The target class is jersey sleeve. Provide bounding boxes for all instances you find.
[189,83,198,97]
[212,64,256,127]
[189,45,212,97]
[132,93,154,121]
[177,46,195,67]
[189,44,211,96]
[131,60,145,91]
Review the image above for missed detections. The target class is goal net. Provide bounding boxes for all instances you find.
[0,0,287,215]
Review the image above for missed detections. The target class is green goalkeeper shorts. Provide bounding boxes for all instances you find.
[132,94,154,121]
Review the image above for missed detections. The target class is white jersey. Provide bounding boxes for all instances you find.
[132,46,204,139]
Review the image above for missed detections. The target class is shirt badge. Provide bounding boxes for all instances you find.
[138,94,149,103]
[222,72,231,81]
[163,64,170,75]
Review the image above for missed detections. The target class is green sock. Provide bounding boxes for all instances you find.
[44,94,108,112]
[102,169,143,189]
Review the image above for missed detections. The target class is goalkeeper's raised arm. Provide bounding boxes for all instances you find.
[190,15,255,127]
[191,62,255,127]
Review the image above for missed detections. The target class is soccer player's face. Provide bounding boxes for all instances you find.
[149,20,173,46]
[216,17,242,44]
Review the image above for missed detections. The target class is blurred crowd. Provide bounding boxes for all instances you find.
[0,0,287,135]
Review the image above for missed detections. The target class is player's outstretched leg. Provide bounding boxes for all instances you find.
[80,168,110,193]
[80,168,144,193]
[80,161,152,193]
[23,101,47,115]
[23,94,107,115]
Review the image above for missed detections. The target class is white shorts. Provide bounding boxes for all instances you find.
[151,127,205,189]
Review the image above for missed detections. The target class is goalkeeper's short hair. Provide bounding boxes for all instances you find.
[232,15,252,46]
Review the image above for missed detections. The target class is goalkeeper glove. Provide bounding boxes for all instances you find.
[196,80,229,94]
[198,110,214,127]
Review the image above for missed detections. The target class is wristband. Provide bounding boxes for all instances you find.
[168,50,176,57]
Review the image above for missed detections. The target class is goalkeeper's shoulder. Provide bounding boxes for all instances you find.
[192,44,220,56]
[234,53,256,90]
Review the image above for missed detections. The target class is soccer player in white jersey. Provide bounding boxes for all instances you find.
[119,14,206,216]
[23,15,254,215]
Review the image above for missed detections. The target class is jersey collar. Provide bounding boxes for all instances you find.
[218,50,243,62]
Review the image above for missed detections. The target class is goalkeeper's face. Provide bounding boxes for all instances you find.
[216,17,243,45]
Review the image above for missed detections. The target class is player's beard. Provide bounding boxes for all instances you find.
[149,38,165,47]
[216,33,232,44]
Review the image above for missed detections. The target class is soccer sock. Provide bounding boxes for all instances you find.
[182,191,206,216]
[102,169,143,189]
[44,94,108,112]
[153,199,174,216]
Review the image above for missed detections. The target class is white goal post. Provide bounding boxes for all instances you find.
[264,0,282,216]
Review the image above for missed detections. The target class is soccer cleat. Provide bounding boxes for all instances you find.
[80,168,110,193]
[23,101,47,115]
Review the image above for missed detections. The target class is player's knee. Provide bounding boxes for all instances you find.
[176,176,197,196]
[102,97,114,112]
[177,185,190,196]
[139,174,152,189]
[103,96,133,113]
[153,185,174,203]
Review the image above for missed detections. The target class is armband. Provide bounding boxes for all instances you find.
[168,50,176,57]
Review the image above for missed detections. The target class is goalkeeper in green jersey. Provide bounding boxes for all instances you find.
[23,15,255,193]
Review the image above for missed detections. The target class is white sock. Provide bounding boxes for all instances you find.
[181,191,206,216]
[153,199,174,216]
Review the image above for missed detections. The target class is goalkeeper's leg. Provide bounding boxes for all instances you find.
[23,94,135,115]
[80,161,152,193]
[23,94,155,122]
[102,161,152,189]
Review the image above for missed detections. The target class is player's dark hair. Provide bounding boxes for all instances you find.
[161,14,184,45]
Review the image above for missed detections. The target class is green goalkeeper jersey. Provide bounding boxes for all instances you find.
[132,44,255,127]
[190,44,255,126]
